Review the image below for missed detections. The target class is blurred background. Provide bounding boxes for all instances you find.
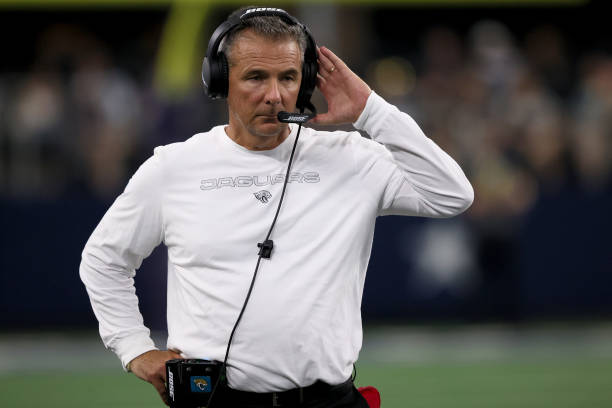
[1,0,611,407]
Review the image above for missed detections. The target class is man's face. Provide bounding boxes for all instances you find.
[226,29,302,139]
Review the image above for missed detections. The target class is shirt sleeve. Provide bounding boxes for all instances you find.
[79,147,166,369]
[352,91,474,217]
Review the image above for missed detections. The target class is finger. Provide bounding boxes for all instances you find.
[317,62,328,79]
[152,376,170,406]
[316,73,327,86]
[316,76,333,97]
[317,61,333,81]
[317,52,336,74]
[317,48,336,73]
[160,363,168,383]
[319,47,347,71]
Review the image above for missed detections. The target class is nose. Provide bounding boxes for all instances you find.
[264,79,281,106]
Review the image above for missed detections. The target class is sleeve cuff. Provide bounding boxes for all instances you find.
[112,334,158,371]
[352,91,391,135]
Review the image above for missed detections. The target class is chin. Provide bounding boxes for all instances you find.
[250,124,284,138]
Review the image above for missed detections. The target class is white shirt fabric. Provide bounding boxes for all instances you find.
[79,92,473,392]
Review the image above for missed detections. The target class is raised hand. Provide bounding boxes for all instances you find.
[311,46,372,125]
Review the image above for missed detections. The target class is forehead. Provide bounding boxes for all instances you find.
[229,30,302,70]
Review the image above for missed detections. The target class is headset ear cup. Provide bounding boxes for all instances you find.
[297,60,317,111]
[202,57,211,97]
[202,52,229,99]
[218,51,229,98]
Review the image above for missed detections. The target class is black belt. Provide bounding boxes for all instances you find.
[222,378,354,407]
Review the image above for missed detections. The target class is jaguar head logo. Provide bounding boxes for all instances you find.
[190,375,211,393]
[254,190,272,204]
[194,378,208,391]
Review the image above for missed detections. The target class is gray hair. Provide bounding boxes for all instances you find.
[220,7,308,66]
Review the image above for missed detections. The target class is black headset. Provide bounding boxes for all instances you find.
[201,7,318,113]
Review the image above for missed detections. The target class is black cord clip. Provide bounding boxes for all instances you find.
[257,239,274,259]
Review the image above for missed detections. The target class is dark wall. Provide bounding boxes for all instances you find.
[2,185,611,330]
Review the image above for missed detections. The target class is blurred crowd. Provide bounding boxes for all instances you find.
[363,20,612,305]
[2,8,612,323]
[0,21,220,200]
[373,21,612,223]
[1,15,611,216]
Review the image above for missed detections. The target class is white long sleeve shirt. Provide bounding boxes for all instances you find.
[79,92,473,392]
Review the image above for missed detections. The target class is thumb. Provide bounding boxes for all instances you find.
[310,112,334,125]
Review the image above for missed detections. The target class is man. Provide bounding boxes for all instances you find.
[80,6,473,408]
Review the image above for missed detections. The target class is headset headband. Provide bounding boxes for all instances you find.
[205,8,300,63]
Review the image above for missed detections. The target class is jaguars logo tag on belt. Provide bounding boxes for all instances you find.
[190,376,212,393]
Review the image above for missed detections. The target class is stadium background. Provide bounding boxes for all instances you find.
[1,0,611,406]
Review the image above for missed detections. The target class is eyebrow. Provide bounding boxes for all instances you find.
[280,68,300,76]
[243,68,300,77]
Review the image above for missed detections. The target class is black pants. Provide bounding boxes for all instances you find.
[215,380,370,408]
[305,385,370,408]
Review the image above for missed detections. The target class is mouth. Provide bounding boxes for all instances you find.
[257,113,281,122]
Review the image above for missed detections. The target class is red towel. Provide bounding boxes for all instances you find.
[358,386,381,408]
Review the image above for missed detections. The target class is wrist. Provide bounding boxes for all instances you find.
[353,88,372,123]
